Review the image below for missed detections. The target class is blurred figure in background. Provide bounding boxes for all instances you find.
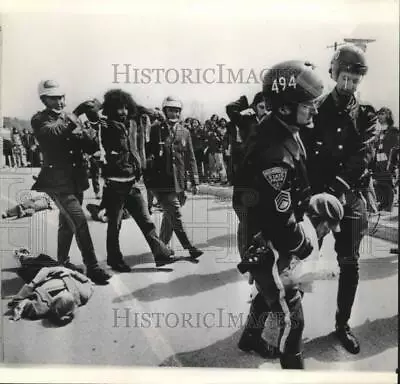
[12,127,26,167]
[372,107,399,212]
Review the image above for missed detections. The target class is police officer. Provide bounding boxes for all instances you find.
[145,96,203,258]
[31,80,111,285]
[301,45,377,354]
[233,60,324,369]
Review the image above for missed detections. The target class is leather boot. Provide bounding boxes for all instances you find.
[280,352,304,369]
[238,293,278,358]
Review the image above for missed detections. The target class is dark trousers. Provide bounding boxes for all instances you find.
[250,269,304,358]
[334,189,368,326]
[374,173,395,211]
[89,157,102,195]
[105,180,170,263]
[18,254,59,283]
[194,149,208,182]
[154,191,193,249]
[48,191,98,269]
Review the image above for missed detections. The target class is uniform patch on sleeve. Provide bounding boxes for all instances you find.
[262,167,287,191]
[275,191,291,212]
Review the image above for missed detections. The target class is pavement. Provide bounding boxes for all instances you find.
[198,183,399,244]
[0,169,398,378]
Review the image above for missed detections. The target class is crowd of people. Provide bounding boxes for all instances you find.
[2,43,399,371]
[2,127,42,168]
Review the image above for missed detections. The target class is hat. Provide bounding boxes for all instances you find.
[38,80,65,97]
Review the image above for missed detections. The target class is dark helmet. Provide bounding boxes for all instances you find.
[262,60,324,110]
[329,44,368,80]
[308,193,344,232]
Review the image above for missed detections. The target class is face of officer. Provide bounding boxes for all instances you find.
[255,101,267,119]
[165,107,181,122]
[335,71,363,97]
[296,101,318,128]
[42,95,65,112]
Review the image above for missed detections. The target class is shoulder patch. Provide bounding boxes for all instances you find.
[262,167,287,191]
[275,191,291,212]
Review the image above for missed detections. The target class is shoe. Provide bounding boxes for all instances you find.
[64,262,84,274]
[280,353,304,369]
[238,331,279,359]
[335,324,360,354]
[87,267,111,285]
[188,247,203,259]
[108,261,132,272]
[155,255,179,267]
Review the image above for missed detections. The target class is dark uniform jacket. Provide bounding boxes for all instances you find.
[301,90,377,196]
[100,118,144,180]
[145,121,199,193]
[226,95,259,144]
[31,109,97,194]
[233,114,311,259]
[372,125,399,177]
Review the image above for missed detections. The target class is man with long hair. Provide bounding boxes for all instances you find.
[100,89,177,272]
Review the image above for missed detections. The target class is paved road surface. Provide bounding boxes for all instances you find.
[0,169,398,373]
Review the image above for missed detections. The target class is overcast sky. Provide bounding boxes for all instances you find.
[1,0,399,122]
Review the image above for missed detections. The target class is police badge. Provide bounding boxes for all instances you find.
[262,167,288,191]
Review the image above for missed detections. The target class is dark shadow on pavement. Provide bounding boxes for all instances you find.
[1,276,24,298]
[359,255,398,281]
[207,205,232,212]
[159,328,280,368]
[123,252,158,267]
[129,267,174,273]
[194,233,237,251]
[304,315,398,362]
[112,267,243,303]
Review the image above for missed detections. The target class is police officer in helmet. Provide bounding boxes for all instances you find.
[301,44,377,354]
[145,96,203,258]
[233,60,324,369]
[31,80,111,285]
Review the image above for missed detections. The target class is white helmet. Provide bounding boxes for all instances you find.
[162,96,183,110]
[38,80,65,97]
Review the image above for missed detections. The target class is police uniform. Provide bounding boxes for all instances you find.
[145,120,199,250]
[233,114,312,367]
[301,88,377,334]
[31,108,101,271]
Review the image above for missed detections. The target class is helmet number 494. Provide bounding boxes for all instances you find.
[271,75,297,93]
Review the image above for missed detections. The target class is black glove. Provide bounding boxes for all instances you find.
[295,237,313,260]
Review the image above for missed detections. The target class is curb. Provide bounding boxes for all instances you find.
[198,184,398,244]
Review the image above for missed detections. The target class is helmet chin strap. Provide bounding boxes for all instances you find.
[50,108,64,114]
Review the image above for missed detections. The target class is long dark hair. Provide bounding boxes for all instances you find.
[378,107,394,126]
[102,89,138,118]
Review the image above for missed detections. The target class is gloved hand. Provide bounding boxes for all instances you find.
[296,237,314,260]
